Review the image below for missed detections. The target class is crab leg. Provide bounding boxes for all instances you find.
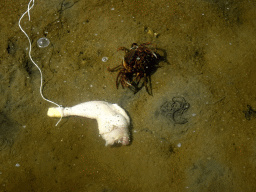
[116,72,122,89]
[107,65,123,72]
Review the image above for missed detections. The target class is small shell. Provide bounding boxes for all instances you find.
[148,29,154,36]
[154,33,159,38]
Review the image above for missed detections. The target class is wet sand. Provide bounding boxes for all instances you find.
[0,0,256,191]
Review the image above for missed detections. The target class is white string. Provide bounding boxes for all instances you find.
[18,0,62,126]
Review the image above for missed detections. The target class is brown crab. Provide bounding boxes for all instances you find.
[107,42,158,95]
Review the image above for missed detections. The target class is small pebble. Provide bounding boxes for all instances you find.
[15,163,20,167]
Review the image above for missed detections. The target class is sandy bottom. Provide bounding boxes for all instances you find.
[0,0,256,191]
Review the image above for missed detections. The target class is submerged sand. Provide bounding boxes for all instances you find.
[0,0,256,191]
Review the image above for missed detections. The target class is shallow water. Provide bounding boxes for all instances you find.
[0,0,256,191]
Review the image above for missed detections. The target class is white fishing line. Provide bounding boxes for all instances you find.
[18,0,62,126]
